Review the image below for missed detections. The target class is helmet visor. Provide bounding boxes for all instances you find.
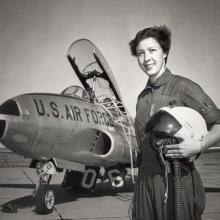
[145,110,182,138]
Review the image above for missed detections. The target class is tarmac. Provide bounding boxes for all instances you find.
[0,149,220,220]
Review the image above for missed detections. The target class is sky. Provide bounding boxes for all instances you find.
[0,0,220,117]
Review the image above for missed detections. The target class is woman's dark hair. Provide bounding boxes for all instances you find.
[129,25,171,63]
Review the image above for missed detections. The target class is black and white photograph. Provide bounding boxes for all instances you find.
[0,0,220,219]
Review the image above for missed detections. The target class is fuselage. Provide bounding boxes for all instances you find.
[0,93,137,168]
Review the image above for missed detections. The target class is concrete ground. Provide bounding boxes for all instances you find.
[0,149,220,220]
[0,167,134,220]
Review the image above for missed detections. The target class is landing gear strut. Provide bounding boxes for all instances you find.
[34,161,56,214]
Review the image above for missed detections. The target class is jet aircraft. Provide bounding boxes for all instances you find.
[0,39,138,214]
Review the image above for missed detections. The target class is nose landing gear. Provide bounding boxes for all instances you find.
[33,161,56,214]
[35,184,55,214]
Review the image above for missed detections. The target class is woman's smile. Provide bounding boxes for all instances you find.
[136,37,167,81]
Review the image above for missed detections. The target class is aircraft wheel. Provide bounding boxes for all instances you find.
[111,175,125,188]
[35,184,55,214]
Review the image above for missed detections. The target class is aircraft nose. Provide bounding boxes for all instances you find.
[0,119,6,139]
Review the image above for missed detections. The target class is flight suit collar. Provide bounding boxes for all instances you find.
[145,68,172,90]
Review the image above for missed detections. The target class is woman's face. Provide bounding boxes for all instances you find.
[136,37,167,81]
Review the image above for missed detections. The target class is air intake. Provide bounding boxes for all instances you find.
[0,99,20,116]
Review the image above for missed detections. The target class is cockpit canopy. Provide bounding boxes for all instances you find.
[61,85,117,105]
[67,39,122,103]
[61,85,90,101]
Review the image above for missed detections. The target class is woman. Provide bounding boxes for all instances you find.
[129,25,220,220]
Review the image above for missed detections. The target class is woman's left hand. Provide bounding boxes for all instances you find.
[164,135,201,159]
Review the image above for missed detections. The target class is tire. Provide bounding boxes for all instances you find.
[35,184,55,214]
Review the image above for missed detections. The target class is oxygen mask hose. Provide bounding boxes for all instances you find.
[170,138,183,220]
[173,159,183,220]
[156,137,183,220]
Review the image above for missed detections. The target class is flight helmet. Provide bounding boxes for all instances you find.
[145,106,208,140]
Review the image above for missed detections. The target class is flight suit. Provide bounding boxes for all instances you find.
[132,68,220,220]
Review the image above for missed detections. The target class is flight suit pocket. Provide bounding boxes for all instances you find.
[152,95,184,112]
